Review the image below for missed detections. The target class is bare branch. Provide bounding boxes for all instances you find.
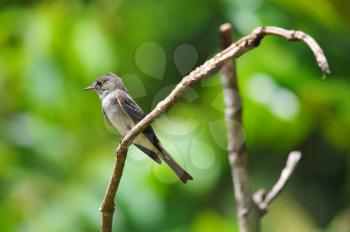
[253,27,330,77]
[100,26,328,232]
[219,23,260,232]
[118,26,330,152]
[100,150,127,232]
[255,151,302,212]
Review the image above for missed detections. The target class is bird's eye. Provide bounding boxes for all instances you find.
[96,81,102,87]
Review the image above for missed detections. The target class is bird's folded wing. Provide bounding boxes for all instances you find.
[114,90,161,147]
[134,144,162,164]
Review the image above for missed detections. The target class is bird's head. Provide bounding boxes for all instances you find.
[84,72,126,99]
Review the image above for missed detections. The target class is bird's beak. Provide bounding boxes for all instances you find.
[83,85,96,91]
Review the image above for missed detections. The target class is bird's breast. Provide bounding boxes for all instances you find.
[102,94,133,135]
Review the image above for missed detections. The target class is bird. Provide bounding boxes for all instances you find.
[84,72,193,183]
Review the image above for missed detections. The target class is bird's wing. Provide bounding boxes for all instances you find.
[115,90,162,149]
[115,91,192,182]
[134,144,161,164]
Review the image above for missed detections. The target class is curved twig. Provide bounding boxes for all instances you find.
[254,151,302,212]
[117,26,330,152]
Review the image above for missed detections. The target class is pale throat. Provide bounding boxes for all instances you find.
[98,89,114,100]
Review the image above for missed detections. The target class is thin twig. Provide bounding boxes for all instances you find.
[219,23,260,232]
[100,26,329,232]
[255,151,302,212]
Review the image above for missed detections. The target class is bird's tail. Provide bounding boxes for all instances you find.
[158,146,193,184]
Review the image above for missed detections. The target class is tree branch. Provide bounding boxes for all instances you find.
[100,149,127,232]
[219,23,260,232]
[117,26,330,151]
[254,151,302,212]
[100,26,329,232]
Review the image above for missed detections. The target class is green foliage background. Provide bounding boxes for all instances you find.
[0,0,349,231]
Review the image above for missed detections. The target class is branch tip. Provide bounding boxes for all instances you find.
[287,151,301,165]
[220,23,232,33]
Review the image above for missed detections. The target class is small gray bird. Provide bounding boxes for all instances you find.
[84,72,193,183]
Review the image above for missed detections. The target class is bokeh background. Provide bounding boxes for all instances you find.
[0,0,349,231]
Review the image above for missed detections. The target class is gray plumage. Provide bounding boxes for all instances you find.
[84,72,193,183]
